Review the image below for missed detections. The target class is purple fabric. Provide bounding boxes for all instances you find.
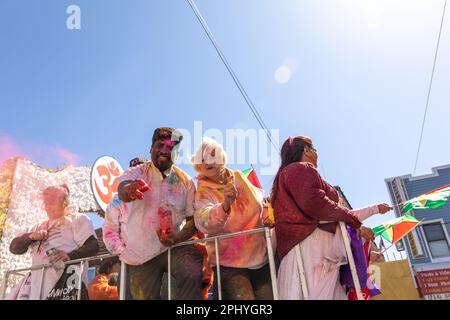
[340,226,381,298]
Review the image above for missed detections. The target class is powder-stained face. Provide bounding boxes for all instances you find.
[42,186,68,219]
[150,138,176,172]
[199,149,224,179]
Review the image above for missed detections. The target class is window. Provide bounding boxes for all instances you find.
[422,222,450,259]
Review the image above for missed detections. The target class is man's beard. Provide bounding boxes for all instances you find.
[152,153,173,172]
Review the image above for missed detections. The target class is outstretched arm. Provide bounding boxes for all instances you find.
[118,179,149,202]
[351,203,392,222]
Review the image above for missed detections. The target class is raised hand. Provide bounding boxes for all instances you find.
[123,179,150,201]
[29,230,48,241]
[222,183,237,212]
[262,197,275,228]
[377,203,393,214]
[358,226,375,241]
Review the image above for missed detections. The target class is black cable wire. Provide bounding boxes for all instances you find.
[186,0,280,153]
[412,0,447,196]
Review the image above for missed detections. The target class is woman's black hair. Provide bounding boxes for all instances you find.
[270,136,311,206]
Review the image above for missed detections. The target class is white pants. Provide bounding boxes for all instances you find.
[277,227,348,300]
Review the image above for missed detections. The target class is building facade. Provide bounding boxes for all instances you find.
[385,164,450,300]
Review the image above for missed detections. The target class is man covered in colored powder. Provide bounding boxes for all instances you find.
[102,156,147,300]
[107,127,203,300]
[192,137,274,300]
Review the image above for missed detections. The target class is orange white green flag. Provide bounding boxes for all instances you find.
[372,215,420,245]
[402,184,450,213]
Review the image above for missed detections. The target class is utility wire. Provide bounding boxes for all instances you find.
[186,0,280,153]
[412,0,447,196]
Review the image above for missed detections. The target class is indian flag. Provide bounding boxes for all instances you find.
[403,184,450,213]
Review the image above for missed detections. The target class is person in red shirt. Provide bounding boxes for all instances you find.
[271,136,391,300]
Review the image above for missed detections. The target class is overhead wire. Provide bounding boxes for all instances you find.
[411,0,447,197]
[186,0,280,153]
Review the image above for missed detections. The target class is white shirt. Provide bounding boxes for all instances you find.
[104,162,195,265]
[26,213,96,300]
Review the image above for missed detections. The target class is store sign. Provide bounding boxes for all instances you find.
[417,268,450,300]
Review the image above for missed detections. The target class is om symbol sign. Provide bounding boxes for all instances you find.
[91,156,124,211]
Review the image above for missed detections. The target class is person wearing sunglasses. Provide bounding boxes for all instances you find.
[271,136,391,300]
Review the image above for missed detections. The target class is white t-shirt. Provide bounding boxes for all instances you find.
[25,213,96,300]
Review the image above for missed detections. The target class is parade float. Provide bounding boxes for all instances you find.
[0,156,122,294]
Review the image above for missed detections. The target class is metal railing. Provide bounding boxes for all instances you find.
[1,227,278,300]
[168,227,278,300]
[0,252,120,300]
[1,224,364,300]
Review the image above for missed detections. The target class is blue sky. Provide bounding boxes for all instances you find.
[1,1,449,259]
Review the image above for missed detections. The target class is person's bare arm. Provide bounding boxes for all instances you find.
[10,233,34,255]
[67,235,99,260]
[52,235,100,263]
[10,230,48,255]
